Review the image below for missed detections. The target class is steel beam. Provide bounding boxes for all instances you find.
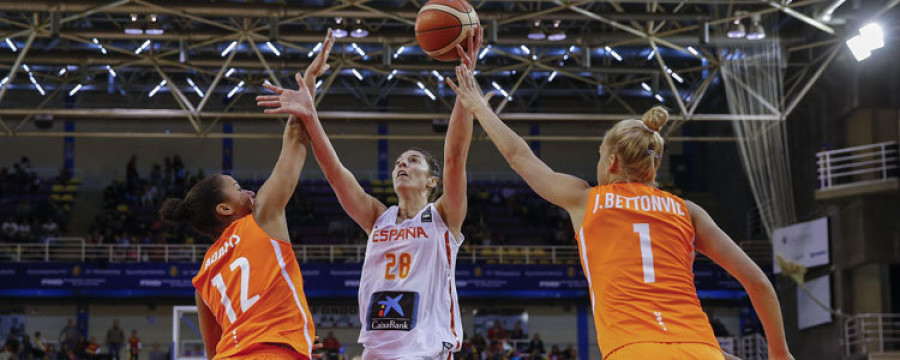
[783,43,841,118]
[196,40,241,113]
[0,31,37,107]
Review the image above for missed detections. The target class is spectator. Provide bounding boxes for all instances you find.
[526,333,545,355]
[18,334,33,360]
[322,332,340,360]
[711,316,731,337]
[547,344,562,360]
[127,330,140,360]
[59,319,79,352]
[44,343,57,360]
[562,344,576,360]
[470,332,486,355]
[486,320,507,342]
[32,332,46,359]
[0,343,14,360]
[86,337,100,357]
[510,321,526,340]
[126,155,139,190]
[147,343,166,360]
[74,336,89,360]
[106,319,125,360]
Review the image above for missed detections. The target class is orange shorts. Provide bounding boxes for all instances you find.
[606,342,724,360]
[227,343,310,360]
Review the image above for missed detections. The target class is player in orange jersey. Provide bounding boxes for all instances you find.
[159,30,336,360]
[446,62,793,360]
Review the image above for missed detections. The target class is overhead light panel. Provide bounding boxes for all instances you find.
[394,46,406,59]
[227,80,244,98]
[655,94,664,103]
[351,43,366,57]
[135,39,151,55]
[605,46,622,62]
[548,71,558,82]
[387,69,398,81]
[646,49,655,61]
[520,45,530,55]
[58,68,67,77]
[726,13,746,39]
[846,23,885,61]
[351,68,364,81]
[641,82,651,92]
[225,68,236,78]
[148,79,166,98]
[746,14,765,40]
[265,41,282,56]
[431,70,444,82]
[315,80,323,89]
[92,38,108,55]
[5,38,16,52]
[528,20,546,40]
[68,84,83,97]
[479,45,490,60]
[186,77,204,97]
[308,42,323,58]
[491,81,511,100]
[686,46,700,56]
[107,65,117,78]
[221,41,238,57]
[28,72,45,96]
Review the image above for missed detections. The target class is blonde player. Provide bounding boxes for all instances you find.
[446,62,794,360]
[159,30,335,360]
[257,27,484,360]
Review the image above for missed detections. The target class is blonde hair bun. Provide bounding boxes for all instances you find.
[641,106,669,132]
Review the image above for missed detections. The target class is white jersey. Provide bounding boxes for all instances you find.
[358,204,463,360]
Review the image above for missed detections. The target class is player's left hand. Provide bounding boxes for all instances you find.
[256,72,317,121]
[445,62,495,113]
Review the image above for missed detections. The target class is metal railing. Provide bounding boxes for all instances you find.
[817,142,899,190]
[0,240,581,265]
[737,333,769,360]
[846,313,900,357]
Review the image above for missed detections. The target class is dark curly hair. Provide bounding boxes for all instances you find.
[159,175,227,237]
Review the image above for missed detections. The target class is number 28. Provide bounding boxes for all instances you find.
[385,252,412,280]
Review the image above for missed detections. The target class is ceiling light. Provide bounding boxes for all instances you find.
[265,41,281,56]
[351,43,366,57]
[547,20,566,41]
[5,38,17,52]
[726,13,746,39]
[351,19,369,38]
[333,18,349,38]
[221,41,237,57]
[309,42,323,58]
[351,68,364,81]
[125,13,143,35]
[745,14,765,40]
[528,20,545,40]
[145,14,163,35]
[846,23,884,62]
[227,80,245,99]
[68,84,83,97]
[148,79,166,98]
[387,69,398,81]
[135,39,151,55]
[548,71,558,82]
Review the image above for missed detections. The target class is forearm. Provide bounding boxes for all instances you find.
[746,277,790,356]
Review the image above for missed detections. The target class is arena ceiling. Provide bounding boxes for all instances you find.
[0,0,896,141]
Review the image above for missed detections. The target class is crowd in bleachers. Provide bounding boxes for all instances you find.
[455,321,577,360]
[1,318,167,360]
[0,157,67,244]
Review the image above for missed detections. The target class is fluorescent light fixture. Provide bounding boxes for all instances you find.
[308,42,323,58]
[148,79,166,97]
[859,23,884,48]
[846,35,872,61]
[416,81,426,89]
[315,80,323,89]
[520,45,530,55]
[479,46,490,60]
[186,77,204,97]
[5,38,17,52]
[265,41,281,56]
[225,68,236,78]
[92,37,107,54]
[569,45,577,52]
[68,84,83,96]
[387,69,398,81]
[548,71,558,82]
[655,94,664,103]
[221,41,238,57]
[351,43,366,57]
[605,46,622,62]
[393,46,406,59]
[107,65,117,78]
[431,70,444,82]
[846,23,886,61]
[726,19,746,38]
[422,88,436,101]
[646,49,655,60]
[491,81,510,98]
[0,77,8,86]
[58,68,67,76]
[227,80,244,98]
[22,64,30,72]
[671,71,684,84]
[686,46,699,56]
[563,54,569,61]
[27,72,45,95]
[351,68,363,81]
[641,82,651,91]
[135,39,151,55]
[532,54,537,60]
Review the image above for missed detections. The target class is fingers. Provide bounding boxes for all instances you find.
[262,83,283,94]
[467,26,475,59]
[264,108,288,114]
[483,91,496,102]
[445,77,461,94]
[255,95,279,102]
[474,26,484,52]
[256,101,282,107]
[456,45,469,67]
[295,72,305,86]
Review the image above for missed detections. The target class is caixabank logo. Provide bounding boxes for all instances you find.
[366,291,419,331]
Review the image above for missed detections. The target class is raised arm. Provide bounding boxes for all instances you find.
[446,63,590,214]
[252,76,310,241]
[257,77,385,234]
[436,27,482,236]
[687,201,794,360]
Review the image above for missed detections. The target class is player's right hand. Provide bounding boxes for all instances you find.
[256,73,316,121]
[445,63,495,113]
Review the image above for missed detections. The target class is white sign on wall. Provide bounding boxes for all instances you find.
[771,217,829,274]
[798,275,832,330]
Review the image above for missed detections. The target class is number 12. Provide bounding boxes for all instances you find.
[633,223,655,283]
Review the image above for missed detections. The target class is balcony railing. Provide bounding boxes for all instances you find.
[846,313,900,357]
[817,142,898,190]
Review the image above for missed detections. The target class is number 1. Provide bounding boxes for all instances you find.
[633,223,655,283]
[210,257,259,324]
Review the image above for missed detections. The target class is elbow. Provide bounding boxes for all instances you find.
[743,271,774,295]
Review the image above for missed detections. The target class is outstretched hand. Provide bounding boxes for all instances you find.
[256,72,317,121]
[456,25,483,70]
[445,63,495,113]
[305,28,336,92]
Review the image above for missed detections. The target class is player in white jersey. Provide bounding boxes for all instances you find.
[257,27,484,360]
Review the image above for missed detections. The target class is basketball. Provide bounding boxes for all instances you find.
[415,0,480,62]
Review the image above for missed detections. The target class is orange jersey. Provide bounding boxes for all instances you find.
[192,215,315,359]
[577,183,718,358]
